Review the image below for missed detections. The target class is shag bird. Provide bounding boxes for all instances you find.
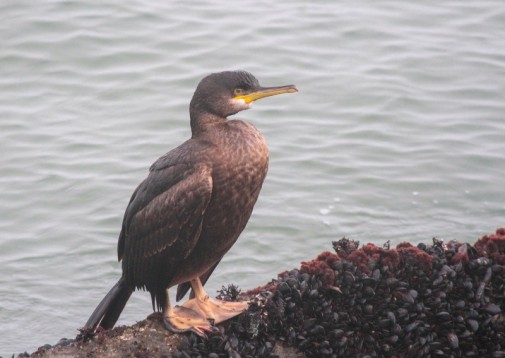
[83,71,297,336]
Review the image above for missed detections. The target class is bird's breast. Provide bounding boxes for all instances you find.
[211,122,269,202]
[200,123,268,253]
[167,121,269,285]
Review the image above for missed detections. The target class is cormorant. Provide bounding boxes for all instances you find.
[83,71,297,336]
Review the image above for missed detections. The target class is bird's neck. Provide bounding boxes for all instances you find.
[190,110,227,136]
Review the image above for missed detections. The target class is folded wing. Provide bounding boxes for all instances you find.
[118,163,213,310]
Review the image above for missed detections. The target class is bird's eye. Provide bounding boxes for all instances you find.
[234,88,244,96]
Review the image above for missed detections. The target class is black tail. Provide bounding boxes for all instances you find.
[83,277,133,333]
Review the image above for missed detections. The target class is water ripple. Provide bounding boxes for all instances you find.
[1,0,505,355]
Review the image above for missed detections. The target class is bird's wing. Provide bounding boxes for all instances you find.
[118,163,213,299]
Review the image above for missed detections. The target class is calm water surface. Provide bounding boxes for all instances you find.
[1,1,504,355]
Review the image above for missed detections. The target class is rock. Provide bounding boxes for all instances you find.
[28,228,505,357]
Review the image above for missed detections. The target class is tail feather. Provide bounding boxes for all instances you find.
[83,277,133,332]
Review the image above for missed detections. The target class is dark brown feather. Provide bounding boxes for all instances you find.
[84,71,291,331]
[120,162,214,309]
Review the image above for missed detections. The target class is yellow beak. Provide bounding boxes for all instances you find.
[234,85,298,104]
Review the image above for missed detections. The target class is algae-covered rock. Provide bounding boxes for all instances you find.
[28,229,505,357]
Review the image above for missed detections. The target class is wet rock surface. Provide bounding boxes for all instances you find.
[28,229,505,357]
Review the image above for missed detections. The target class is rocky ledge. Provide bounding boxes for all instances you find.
[28,228,505,357]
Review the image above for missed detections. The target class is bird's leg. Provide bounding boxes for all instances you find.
[181,278,249,325]
[162,288,218,338]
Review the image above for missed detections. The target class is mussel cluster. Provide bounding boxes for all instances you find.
[170,229,505,357]
[272,232,504,357]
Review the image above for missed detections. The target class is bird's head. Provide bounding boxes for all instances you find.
[189,71,297,132]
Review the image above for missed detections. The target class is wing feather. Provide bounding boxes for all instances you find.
[118,163,212,308]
